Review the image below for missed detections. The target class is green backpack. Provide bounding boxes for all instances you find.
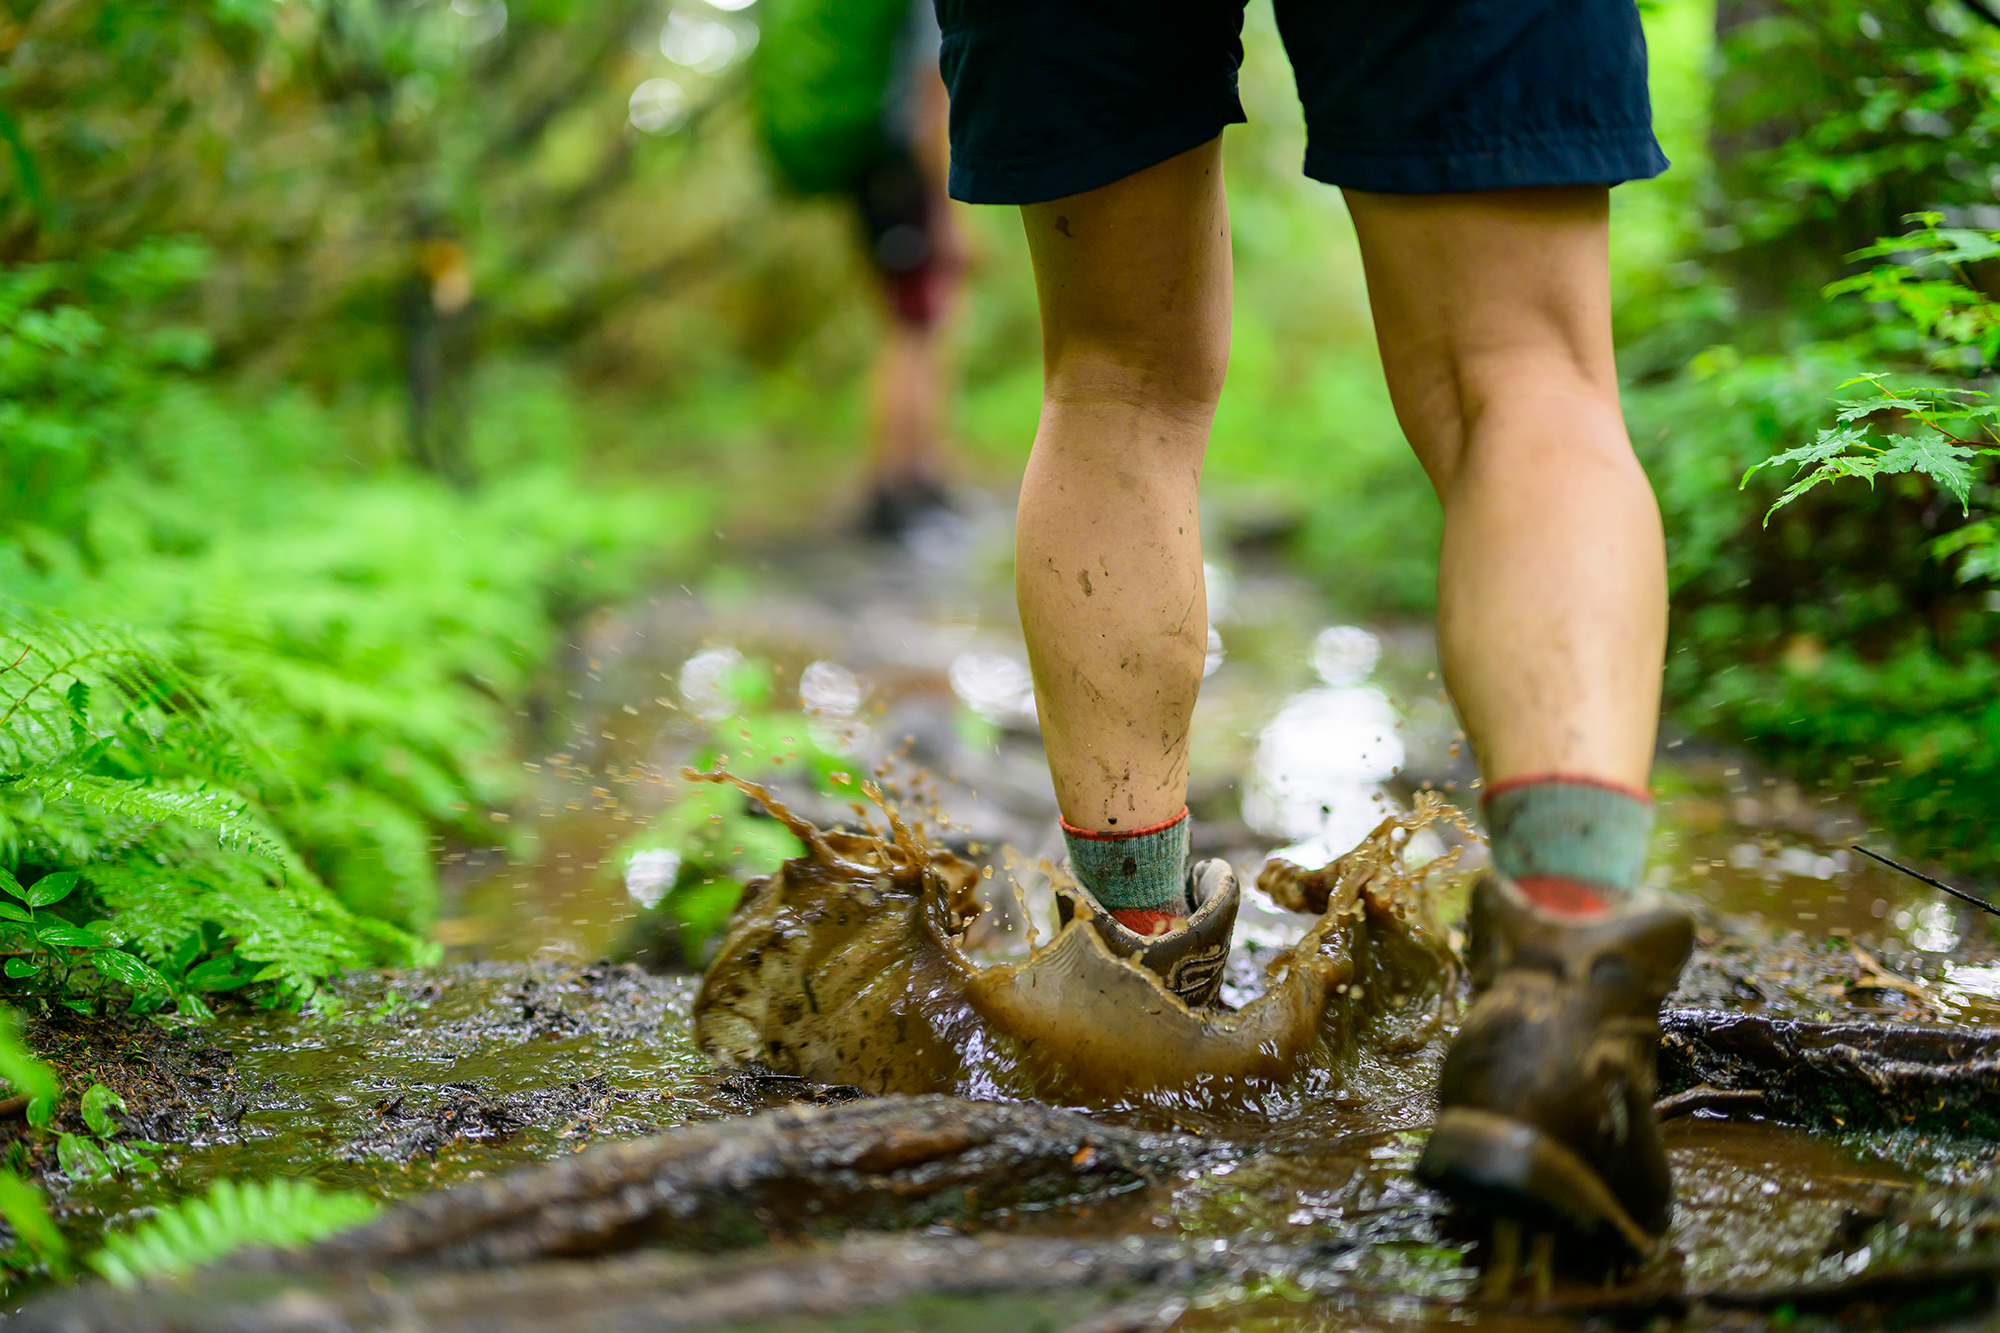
[753,0,914,196]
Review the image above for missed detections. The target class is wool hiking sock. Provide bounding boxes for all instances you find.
[1484,776,1653,916]
[1062,808,1191,937]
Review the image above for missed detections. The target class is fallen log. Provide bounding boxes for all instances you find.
[280,1094,1214,1270]
[27,1220,2000,1333]
[13,1234,1262,1333]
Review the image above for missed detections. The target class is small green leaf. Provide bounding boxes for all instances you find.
[25,1097,53,1129]
[0,902,31,924]
[91,950,171,995]
[64,680,89,747]
[0,869,27,905]
[33,916,102,949]
[184,957,254,992]
[25,873,80,908]
[80,1083,123,1138]
[4,959,39,980]
[56,1132,110,1183]
[1877,430,1979,509]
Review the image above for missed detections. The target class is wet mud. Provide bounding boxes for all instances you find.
[22,1088,2000,1332]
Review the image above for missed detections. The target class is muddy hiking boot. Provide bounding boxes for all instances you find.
[1054,860,1239,1009]
[1416,871,1694,1283]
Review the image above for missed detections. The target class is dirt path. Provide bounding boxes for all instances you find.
[12,502,2000,1327]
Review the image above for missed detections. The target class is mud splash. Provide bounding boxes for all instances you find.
[691,769,1467,1109]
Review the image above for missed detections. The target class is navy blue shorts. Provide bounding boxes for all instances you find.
[934,0,1668,205]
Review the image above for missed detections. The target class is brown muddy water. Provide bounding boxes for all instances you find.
[20,497,2000,1327]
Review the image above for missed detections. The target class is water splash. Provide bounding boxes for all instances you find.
[690,770,1467,1115]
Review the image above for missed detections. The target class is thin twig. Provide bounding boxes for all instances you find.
[1852,845,2000,917]
[1654,1086,1766,1122]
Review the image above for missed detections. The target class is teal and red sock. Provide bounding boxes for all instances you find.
[1062,808,1190,936]
[1484,776,1653,916]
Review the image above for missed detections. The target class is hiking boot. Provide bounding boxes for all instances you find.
[1415,871,1694,1265]
[1054,859,1238,1009]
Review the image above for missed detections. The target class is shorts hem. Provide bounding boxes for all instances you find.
[948,101,1247,206]
[1304,131,1668,194]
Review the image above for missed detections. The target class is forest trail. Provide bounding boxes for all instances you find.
[20,499,2000,1327]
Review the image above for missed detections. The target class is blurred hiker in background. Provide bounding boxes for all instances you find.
[756,0,963,537]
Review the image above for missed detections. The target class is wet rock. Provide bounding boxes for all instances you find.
[707,1063,868,1112]
[343,1077,615,1162]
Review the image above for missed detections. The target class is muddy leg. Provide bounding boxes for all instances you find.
[1343,186,1665,794]
[1014,139,1229,834]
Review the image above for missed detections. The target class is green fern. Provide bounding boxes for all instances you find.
[86,1177,378,1287]
[0,604,429,1006]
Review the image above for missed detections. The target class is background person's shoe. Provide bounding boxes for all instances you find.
[1414,871,1694,1265]
[1054,860,1238,1008]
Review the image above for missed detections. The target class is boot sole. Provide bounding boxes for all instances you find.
[1414,1107,1659,1261]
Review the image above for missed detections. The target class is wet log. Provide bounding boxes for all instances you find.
[32,1221,2000,1333]
[281,1094,1213,1270]
[1660,1009,2000,1136]
[15,1234,1319,1333]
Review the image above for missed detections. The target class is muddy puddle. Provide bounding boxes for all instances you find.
[18,497,2000,1327]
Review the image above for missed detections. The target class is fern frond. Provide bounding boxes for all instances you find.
[87,1177,378,1286]
[0,603,266,791]
[3,774,280,859]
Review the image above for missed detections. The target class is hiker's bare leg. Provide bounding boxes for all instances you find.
[869,322,948,489]
[866,68,960,497]
[1017,139,1230,830]
[1345,186,1664,791]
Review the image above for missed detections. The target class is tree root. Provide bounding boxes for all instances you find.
[279,1094,1214,1270]
[1660,1008,2000,1136]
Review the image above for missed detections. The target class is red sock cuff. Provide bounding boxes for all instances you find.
[1059,807,1189,842]
[1109,907,1181,936]
[1514,875,1613,916]
[1481,773,1653,809]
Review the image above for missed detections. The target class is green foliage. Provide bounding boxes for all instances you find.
[1750,375,1988,514]
[1831,221,2000,362]
[87,1177,379,1287]
[1,0,759,384]
[0,1169,66,1280]
[1746,216,2000,593]
[55,1083,159,1186]
[1707,0,2000,310]
[1638,195,2000,871]
[0,234,709,1003]
[0,606,417,1007]
[0,1008,65,1279]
